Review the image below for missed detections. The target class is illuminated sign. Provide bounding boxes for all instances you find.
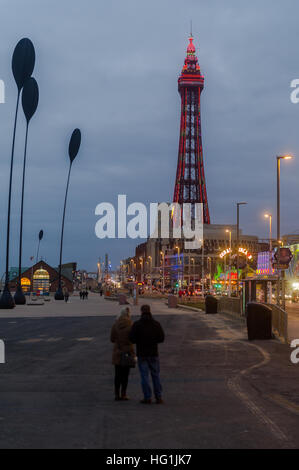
[220,247,252,260]
[256,251,275,275]
[238,248,253,260]
[220,248,232,259]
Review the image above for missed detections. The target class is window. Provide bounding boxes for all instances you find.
[33,269,50,292]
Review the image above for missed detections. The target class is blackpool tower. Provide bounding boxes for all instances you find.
[173,35,210,224]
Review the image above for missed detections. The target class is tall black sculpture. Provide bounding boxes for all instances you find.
[15,77,39,305]
[55,129,81,300]
[0,38,35,309]
[36,230,44,263]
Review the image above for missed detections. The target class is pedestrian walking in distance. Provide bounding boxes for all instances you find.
[110,307,135,401]
[129,305,165,404]
[64,290,69,303]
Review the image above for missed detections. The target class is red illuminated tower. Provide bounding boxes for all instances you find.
[173,36,210,224]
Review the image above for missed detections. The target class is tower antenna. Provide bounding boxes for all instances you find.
[190,20,193,37]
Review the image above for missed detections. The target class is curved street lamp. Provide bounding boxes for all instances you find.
[15,77,39,305]
[0,38,35,309]
[55,129,81,300]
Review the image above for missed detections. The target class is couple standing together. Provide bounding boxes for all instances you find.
[110,304,165,404]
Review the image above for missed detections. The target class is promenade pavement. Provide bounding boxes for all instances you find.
[0,294,298,449]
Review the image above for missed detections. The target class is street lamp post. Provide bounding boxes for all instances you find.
[276,155,293,308]
[201,240,204,296]
[207,256,212,292]
[119,261,123,286]
[15,77,39,305]
[55,129,81,301]
[226,230,232,297]
[160,251,165,292]
[0,38,35,310]
[175,245,181,287]
[139,257,143,283]
[191,257,195,290]
[265,213,273,303]
[36,230,44,264]
[130,259,135,281]
[148,256,152,291]
[236,202,247,297]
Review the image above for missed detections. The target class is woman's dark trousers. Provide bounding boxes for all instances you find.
[114,365,130,397]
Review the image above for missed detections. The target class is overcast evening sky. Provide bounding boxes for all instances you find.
[0,0,299,273]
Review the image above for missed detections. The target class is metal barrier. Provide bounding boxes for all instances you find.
[264,303,288,343]
[218,297,242,318]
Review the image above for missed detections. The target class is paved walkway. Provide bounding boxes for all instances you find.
[0,295,298,448]
[0,293,178,319]
[3,293,299,343]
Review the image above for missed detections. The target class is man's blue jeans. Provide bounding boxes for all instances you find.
[138,357,162,400]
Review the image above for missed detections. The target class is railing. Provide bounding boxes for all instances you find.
[218,297,242,317]
[264,303,288,343]
[207,295,288,343]
[178,296,204,304]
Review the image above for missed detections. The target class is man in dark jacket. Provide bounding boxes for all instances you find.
[129,304,165,404]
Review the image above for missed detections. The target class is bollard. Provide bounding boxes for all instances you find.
[168,295,178,309]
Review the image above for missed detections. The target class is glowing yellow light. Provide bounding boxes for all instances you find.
[278,154,294,161]
[220,248,232,258]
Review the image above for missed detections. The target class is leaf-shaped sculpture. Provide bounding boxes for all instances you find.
[22,77,39,123]
[39,230,44,241]
[12,38,35,92]
[69,129,81,164]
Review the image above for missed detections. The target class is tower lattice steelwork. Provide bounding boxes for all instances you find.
[173,36,210,224]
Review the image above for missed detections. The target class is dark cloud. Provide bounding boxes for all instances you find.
[0,0,299,272]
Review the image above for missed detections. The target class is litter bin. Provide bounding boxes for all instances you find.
[205,295,218,314]
[246,302,272,341]
[168,295,178,309]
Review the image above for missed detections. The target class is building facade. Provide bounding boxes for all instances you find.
[8,261,75,294]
